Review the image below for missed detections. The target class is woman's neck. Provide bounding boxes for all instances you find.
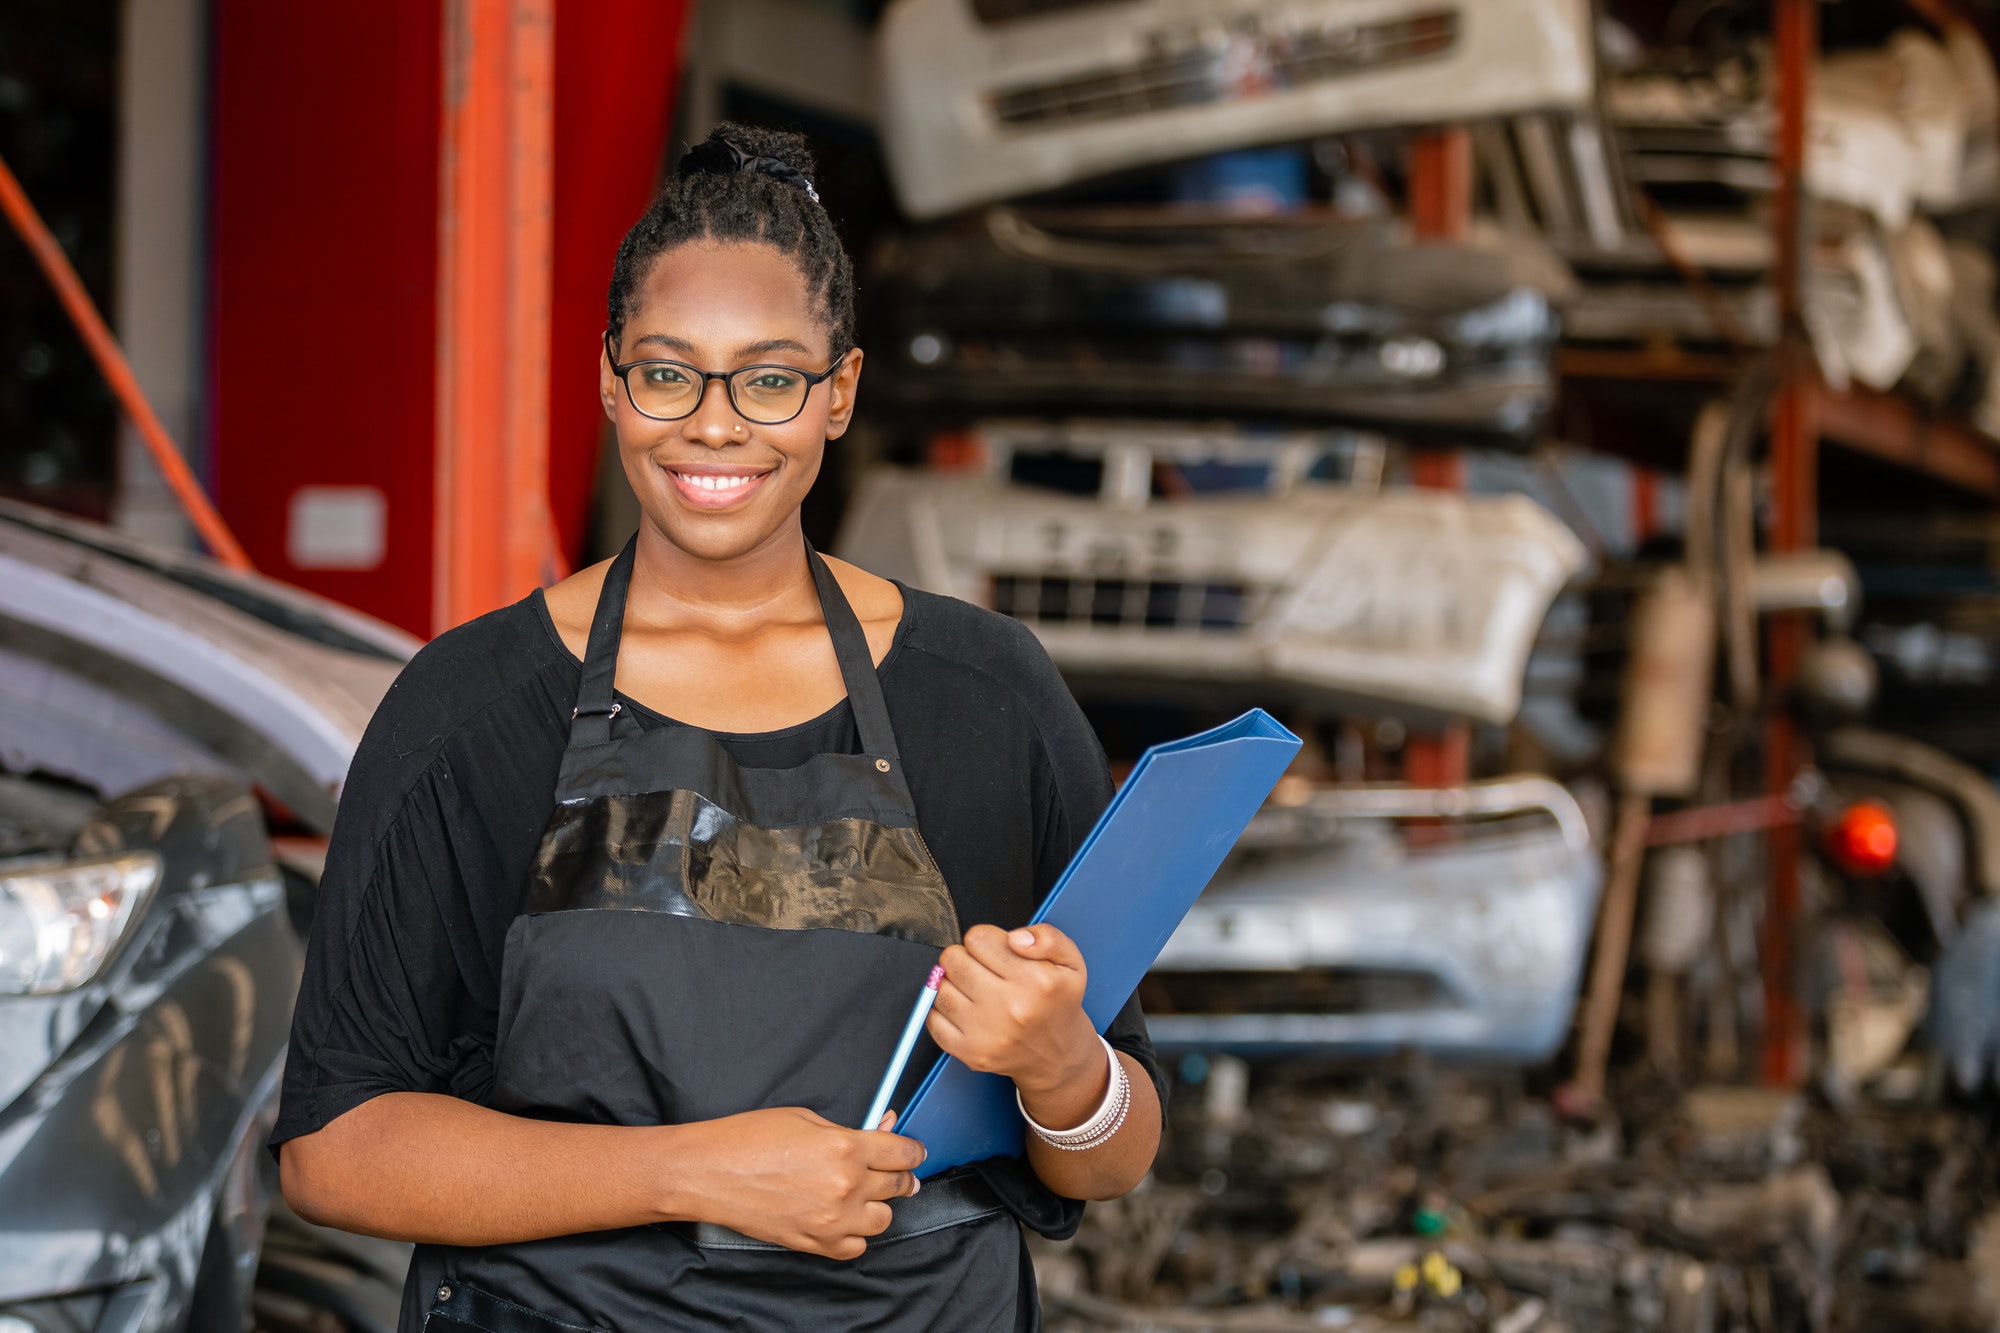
[627,516,817,630]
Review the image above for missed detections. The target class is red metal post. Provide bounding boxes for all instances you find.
[435,0,558,634]
[1762,0,1817,1087]
[1408,128,1472,244]
[1406,129,1473,785]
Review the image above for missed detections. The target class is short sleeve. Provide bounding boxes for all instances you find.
[271,602,574,1151]
[271,757,500,1148]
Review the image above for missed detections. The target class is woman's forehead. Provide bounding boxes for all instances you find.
[627,240,824,356]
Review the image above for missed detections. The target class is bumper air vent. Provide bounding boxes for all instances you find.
[988,9,1459,130]
[991,573,1258,631]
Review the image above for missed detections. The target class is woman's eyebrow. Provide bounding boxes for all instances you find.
[626,334,815,361]
[736,337,813,359]
[630,333,698,356]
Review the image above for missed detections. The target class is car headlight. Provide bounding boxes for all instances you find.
[0,852,161,995]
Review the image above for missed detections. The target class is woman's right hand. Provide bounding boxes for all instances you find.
[668,1106,926,1259]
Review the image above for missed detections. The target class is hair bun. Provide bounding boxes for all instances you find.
[677,124,821,205]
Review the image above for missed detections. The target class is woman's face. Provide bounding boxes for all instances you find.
[601,239,862,564]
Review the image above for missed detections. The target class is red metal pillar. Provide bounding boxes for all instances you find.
[1406,127,1473,786]
[1408,128,1472,244]
[435,0,559,634]
[1762,0,1818,1086]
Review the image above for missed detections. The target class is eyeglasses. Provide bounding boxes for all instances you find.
[608,342,848,426]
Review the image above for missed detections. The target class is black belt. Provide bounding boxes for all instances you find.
[667,1170,1005,1252]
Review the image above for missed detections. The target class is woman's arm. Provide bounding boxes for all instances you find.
[928,924,1162,1200]
[280,1095,924,1260]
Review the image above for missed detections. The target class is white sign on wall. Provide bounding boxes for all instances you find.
[287,486,387,571]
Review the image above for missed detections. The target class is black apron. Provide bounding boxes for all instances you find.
[407,540,1033,1333]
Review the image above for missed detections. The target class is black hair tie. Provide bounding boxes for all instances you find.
[678,138,821,205]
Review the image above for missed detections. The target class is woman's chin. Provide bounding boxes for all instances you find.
[643,499,800,564]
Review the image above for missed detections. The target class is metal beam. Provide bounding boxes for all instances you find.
[1406,127,1474,787]
[113,0,207,551]
[1814,383,2000,499]
[435,0,558,634]
[1762,0,1817,1089]
[1408,128,1471,245]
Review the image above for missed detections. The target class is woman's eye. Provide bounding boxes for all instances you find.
[642,365,690,387]
[748,372,800,392]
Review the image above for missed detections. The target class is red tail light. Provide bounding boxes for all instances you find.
[1825,800,1898,877]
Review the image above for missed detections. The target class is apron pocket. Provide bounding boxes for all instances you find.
[424,1280,607,1333]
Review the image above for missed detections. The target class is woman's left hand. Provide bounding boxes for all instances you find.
[926,923,1103,1099]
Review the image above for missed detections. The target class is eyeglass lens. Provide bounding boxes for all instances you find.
[624,363,814,424]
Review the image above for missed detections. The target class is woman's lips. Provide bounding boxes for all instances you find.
[664,466,772,510]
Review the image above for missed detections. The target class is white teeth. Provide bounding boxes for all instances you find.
[677,473,757,492]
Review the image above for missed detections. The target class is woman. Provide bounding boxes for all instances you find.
[273,124,1164,1332]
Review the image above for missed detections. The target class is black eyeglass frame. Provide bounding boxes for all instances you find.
[606,337,850,426]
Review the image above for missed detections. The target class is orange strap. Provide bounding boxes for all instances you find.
[0,151,252,570]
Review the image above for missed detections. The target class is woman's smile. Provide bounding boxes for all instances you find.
[664,463,775,510]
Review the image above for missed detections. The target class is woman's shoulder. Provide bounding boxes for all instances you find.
[893,587,1112,805]
[894,585,1070,703]
[364,596,572,766]
[329,594,573,860]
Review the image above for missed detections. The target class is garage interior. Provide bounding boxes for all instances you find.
[9,0,2000,1329]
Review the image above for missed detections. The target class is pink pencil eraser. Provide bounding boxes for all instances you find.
[925,964,946,989]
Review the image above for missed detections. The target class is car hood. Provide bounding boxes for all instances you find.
[0,501,413,833]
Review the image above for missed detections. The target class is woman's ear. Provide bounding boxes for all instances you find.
[599,335,619,422]
[823,347,865,442]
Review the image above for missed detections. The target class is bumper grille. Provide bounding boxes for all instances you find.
[1141,969,1456,1016]
[988,10,1459,130]
[991,573,1256,631]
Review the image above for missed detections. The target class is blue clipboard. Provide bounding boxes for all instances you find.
[896,708,1301,1177]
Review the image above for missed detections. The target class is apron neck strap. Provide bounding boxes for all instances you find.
[568,537,904,773]
[569,536,638,747]
[805,544,904,771]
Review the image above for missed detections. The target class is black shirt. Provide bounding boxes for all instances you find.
[274,581,1163,1239]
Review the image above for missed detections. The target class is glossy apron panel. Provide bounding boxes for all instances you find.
[526,790,960,947]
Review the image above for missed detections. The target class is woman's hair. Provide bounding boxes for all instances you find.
[605,123,855,361]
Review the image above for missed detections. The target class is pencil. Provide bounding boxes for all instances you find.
[863,963,946,1130]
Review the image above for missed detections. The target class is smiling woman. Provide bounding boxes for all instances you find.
[269,121,1163,1333]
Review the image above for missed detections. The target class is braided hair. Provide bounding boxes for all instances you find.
[606,123,855,362]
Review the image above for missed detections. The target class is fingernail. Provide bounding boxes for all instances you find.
[1011,929,1035,948]
[911,1176,922,1195]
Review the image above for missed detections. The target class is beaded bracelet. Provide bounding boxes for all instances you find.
[1018,1037,1131,1151]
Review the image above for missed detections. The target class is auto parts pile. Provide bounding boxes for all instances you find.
[840,426,1587,721]
[861,6,2000,1328]
[1034,1065,2000,1332]
[870,211,1574,441]
[879,0,1595,220]
[1502,19,2000,430]
[1147,778,1600,1062]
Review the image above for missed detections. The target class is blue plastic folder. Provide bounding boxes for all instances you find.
[897,708,1301,1177]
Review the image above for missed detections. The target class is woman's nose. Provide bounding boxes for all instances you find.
[684,377,742,448]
